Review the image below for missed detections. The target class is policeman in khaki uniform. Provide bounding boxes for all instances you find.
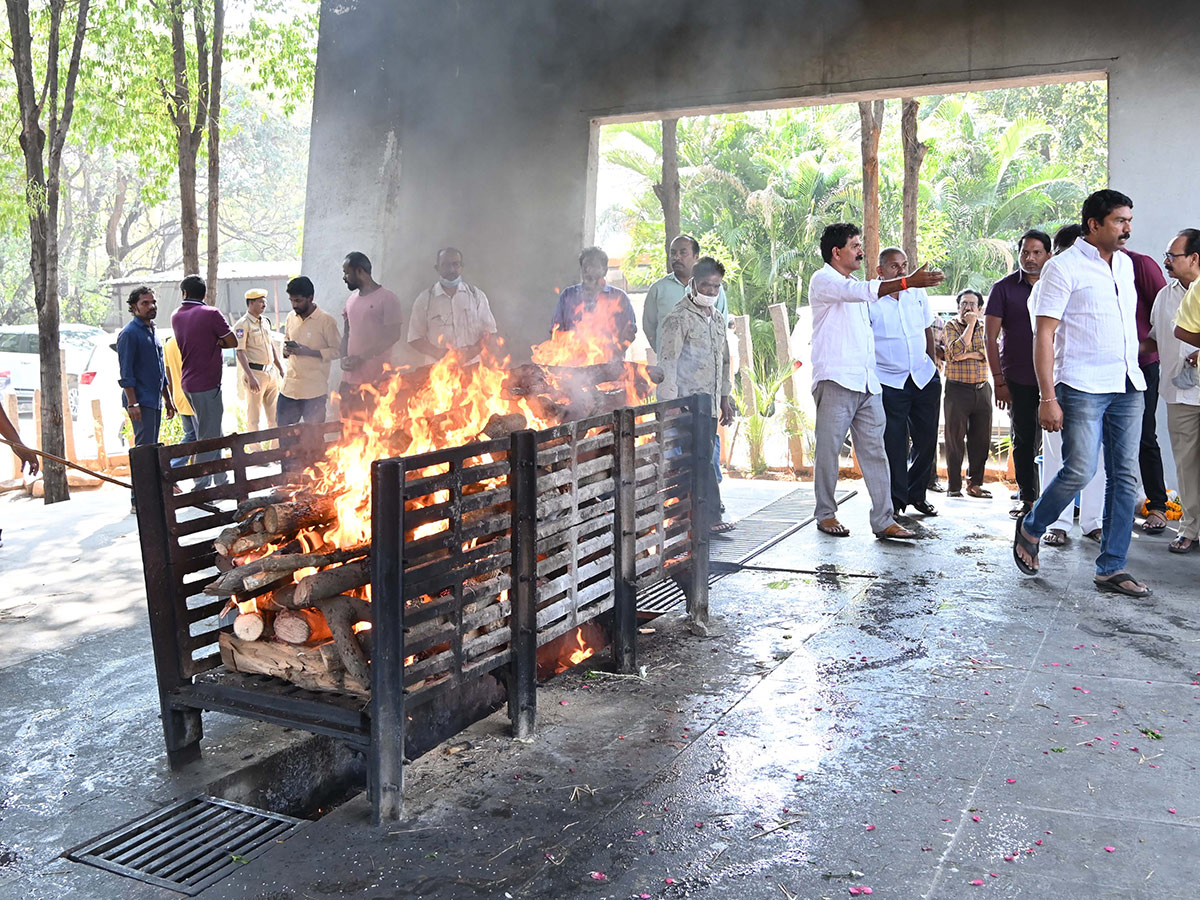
[233,288,283,432]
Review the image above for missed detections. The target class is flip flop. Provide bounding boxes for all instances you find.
[1042,528,1068,546]
[875,523,917,541]
[1141,511,1168,535]
[966,485,993,498]
[1083,528,1102,543]
[1012,512,1039,575]
[710,521,736,534]
[1009,501,1033,519]
[1169,536,1196,554]
[1094,572,1151,598]
[818,519,850,537]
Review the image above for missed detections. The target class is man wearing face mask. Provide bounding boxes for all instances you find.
[549,246,637,361]
[657,257,736,533]
[408,247,499,365]
[642,234,728,360]
[809,223,945,541]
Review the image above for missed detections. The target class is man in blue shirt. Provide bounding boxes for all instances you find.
[549,246,637,362]
[117,286,176,513]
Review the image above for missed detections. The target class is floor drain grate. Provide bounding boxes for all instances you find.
[710,487,855,570]
[67,796,305,895]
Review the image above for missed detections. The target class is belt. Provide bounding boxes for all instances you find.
[248,363,268,371]
[948,380,989,390]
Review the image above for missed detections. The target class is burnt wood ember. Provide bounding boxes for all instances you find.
[204,546,369,597]
[293,558,372,607]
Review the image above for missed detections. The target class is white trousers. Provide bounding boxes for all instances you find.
[1042,428,1105,534]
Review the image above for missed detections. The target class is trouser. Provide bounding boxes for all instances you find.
[129,404,162,510]
[881,373,940,511]
[1042,428,1105,534]
[241,368,279,432]
[1138,362,1168,513]
[812,379,894,534]
[1008,381,1041,503]
[184,387,229,489]
[167,413,197,470]
[944,380,993,492]
[1024,381,1143,577]
[277,393,328,472]
[1166,402,1200,540]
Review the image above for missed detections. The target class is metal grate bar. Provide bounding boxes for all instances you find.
[68,796,305,895]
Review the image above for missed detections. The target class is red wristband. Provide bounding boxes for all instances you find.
[900,276,908,291]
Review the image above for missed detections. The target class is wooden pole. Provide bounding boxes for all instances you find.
[732,314,756,417]
[91,398,107,470]
[60,349,76,463]
[5,393,20,479]
[32,389,42,457]
[768,303,806,470]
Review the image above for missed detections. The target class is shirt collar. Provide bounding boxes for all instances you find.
[1076,239,1102,261]
[181,298,204,305]
[668,272,686,287]
[434,282,464,299]
[134,317,155,331]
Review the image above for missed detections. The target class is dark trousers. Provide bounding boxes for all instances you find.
[129,404,162,510]
[881,373,941,510]
[944,380,993,492]
[278,394,328,471]
[1008,381,1041,503]
[1139,362,1167,512]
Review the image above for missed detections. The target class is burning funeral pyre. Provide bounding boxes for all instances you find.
[207,310,663,694]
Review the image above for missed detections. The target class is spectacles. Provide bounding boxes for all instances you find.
[1164,252,1192,259]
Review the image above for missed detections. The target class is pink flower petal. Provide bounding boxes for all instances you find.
[560,700,568,705]
[972,814,981,822]
[665,877,676,884]
[866,824,876,831]
[861,889,873,895]
[849,890,862,897]
[970,879,984,886]
[1006,778,1016,784]
[1169,808,1177,814]
[1104,846,1116,853]
[717,730,727,736]
[990,873,999,877]
[590,871,607,880]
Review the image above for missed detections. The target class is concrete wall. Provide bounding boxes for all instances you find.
[302,0,1200,364]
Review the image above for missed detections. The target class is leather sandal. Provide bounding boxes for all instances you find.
[966,485,993,498]
[1042,528,1068,546]
[1094,572,1151,598]
[817,518,850,537]
[1012,513,1039,575]
[875,523,917,541]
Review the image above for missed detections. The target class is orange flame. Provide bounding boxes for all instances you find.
[567,627,594,666]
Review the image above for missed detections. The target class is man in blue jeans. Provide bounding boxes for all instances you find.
[117,286,176,513]
[1013,190,1150,597]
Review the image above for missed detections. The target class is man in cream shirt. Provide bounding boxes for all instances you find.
[809,223,944,540]
[408,247,498,365]
[1014,190,1149,597]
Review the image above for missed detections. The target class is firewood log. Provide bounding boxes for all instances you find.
[227,531,279,557]
[479,412,528,439]
[204,545,369,597]
[233,490,294,522]
[315,594,373,685]
[274,608,332,644]
[294,558,372,607]
[262,495,339,534]
[233,610,270,641]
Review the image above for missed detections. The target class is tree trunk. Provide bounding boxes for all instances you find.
[858,100,885,273]
[167,0,208,276]
[652,118,681,264]
[6,0,91,504]
[206,0,224,294]
[901,98,928,269]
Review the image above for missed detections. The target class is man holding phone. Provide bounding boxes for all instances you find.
[277,276,342,446]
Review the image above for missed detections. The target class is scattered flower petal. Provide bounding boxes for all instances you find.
[972,815,981,822]
[1104,846,1116,853]
[1006,778,1016,784]
[866,824,876,831]
[1169,808,1177,814]
[970,879,985,886]
[589,871,607,881]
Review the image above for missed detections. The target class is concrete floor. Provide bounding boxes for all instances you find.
[1,479,1197,899]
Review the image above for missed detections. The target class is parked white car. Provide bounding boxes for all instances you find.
[0,324,106,419]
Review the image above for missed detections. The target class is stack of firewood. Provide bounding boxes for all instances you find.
[206,491,374,691]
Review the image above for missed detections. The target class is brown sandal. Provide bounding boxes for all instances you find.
[818,518,850,537]
[966,485,992,498]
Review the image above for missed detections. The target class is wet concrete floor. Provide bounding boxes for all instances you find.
[2,480,1198,899]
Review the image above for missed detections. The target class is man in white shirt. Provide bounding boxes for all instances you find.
[1014,190,1149,597]
[869,247,941,518]
[809,223,944,540]
[1147,228,1200,553]
[408,247,499,365]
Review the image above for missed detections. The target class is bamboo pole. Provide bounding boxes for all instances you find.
[91,398,107,470]
[5,393,19,479]
[60,350,76,463]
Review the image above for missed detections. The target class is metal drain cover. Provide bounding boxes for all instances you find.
[67,795,305,894]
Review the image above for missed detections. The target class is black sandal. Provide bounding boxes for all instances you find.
[1094,572,1150,598]
[1013,512,1039,575]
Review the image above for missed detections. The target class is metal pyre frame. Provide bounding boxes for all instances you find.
[132,395,714,823]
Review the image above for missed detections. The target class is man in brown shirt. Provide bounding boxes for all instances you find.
[943,289,993,497]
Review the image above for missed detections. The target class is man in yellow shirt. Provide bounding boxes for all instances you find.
[1175,278,1200,350]
[279,276,341,467]
[163,334,197,469]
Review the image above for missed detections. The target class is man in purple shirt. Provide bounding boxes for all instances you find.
[549,246,637,362]
[1124,247,1169,533]
[171,275,237,497]
[984,229,1051,518]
